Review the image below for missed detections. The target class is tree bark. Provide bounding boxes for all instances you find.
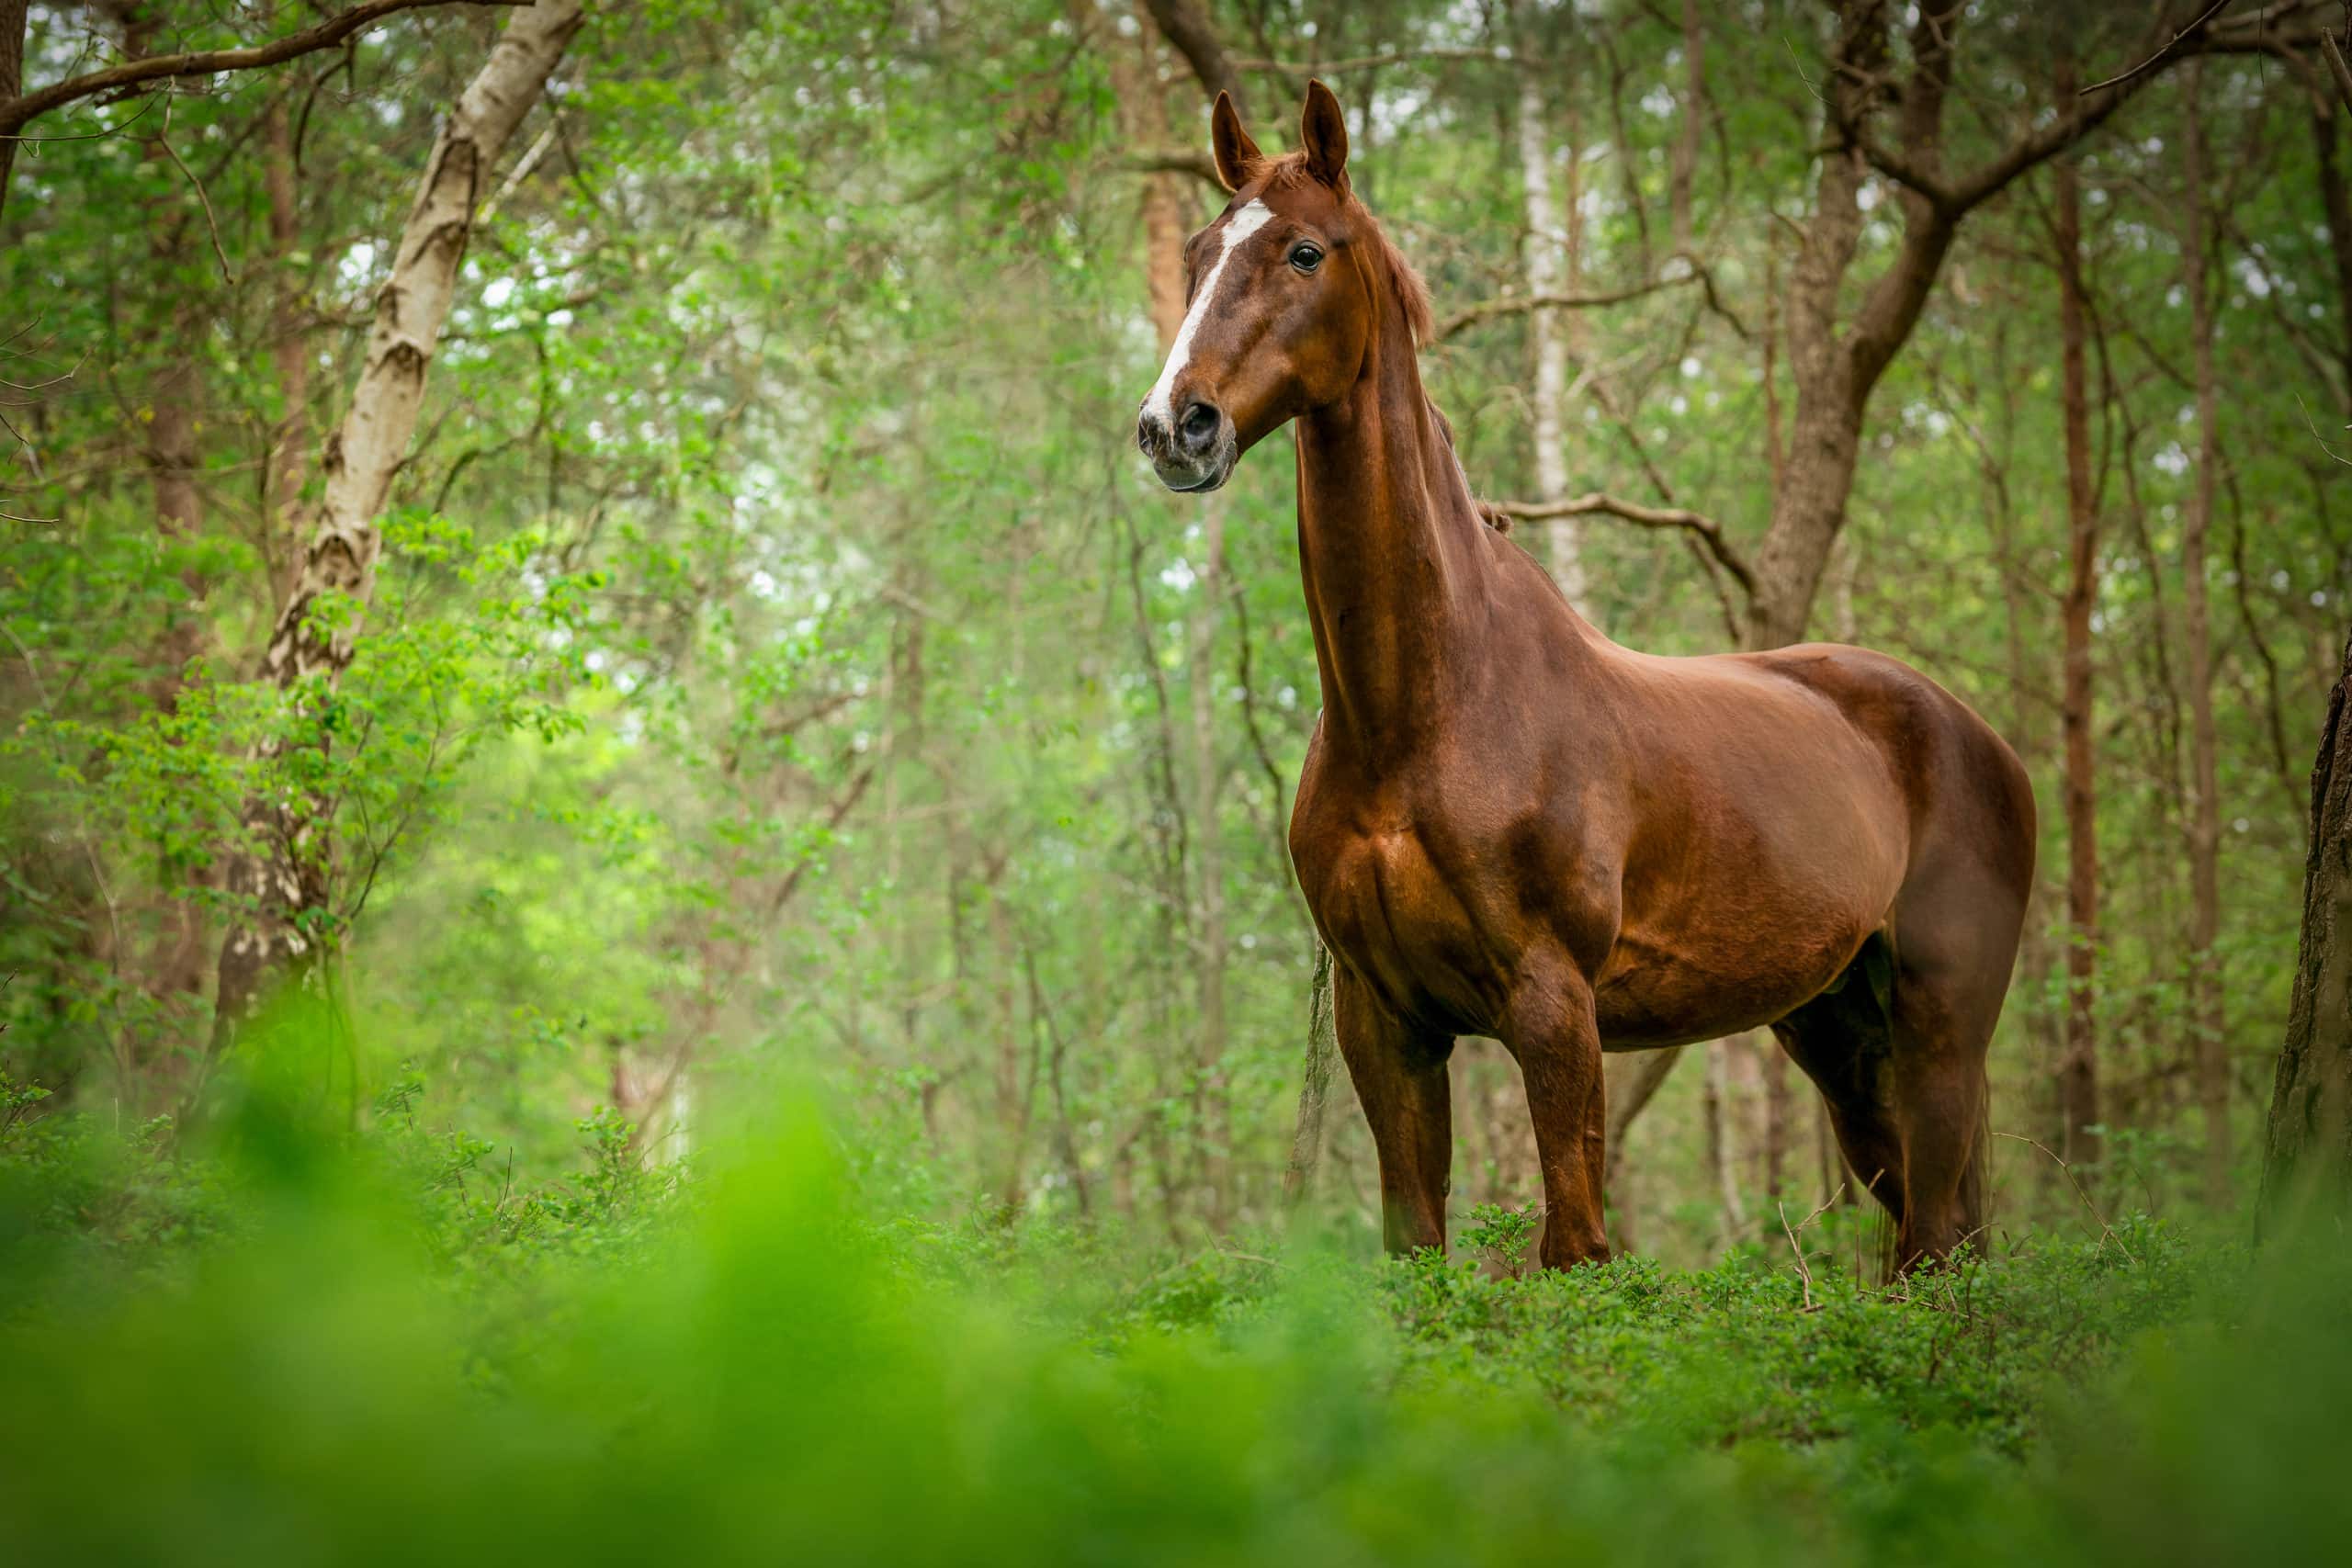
[2259,625,2352,1236]
[1702,1034,1749,1249]
[1509,0,1587,609]
[2055,115,2103,1168]
[2181,61,2232,1208]
[1187,493,1231,1224]
[1668,0,1702,256]
[0,0,26,229]
[1761,1034,1792,1202]
[1137,0,1241,108]
[1602,1044,1682,1199]
[2315,87,2352,410]
[206,0,582,1060]
[264,89,311,599]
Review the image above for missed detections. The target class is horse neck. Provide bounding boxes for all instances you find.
[1294,296,1498,761]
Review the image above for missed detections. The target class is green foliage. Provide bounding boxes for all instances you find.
[0,14,2343,1558]
[1460,1200,1542,1276]
[0,1086,2336,1567]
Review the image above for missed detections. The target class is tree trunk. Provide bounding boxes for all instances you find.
[1668,0,1702,257]
[206,0,582,1060]
[263,89,311,600]
[0,0,26,212]
[1283,944,1339,1212]
[2055,121,2103,1168]
[1510,0,1586,609]
[1761,1036,1792,1203]
[1702,1035,1749,1250]
[2316,91,2352,406]
[1187,493,1231,1225]
[1602,1044,1682,1201]
[2258,626,2352,1235]
[2181,62,2231,1208]
[118,13,217,1024]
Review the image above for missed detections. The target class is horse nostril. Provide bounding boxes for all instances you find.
[1180,401,1220,448]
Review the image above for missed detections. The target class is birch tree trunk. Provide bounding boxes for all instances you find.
[206,0,583,1059]
[1510,0,1587,610]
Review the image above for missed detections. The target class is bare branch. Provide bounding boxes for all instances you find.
[2326,26,2352,108]
[1853,2,2332,220]
[2078,0,2237,94]
[1485,491,1753,598]
[154,94,233,286]
[0,0,525,139]
[1437,274,1697,341]
[1233,48,1526,75]
[1116,149,1222,189]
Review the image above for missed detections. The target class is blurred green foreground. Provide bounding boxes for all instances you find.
[2,1058,2345,1568]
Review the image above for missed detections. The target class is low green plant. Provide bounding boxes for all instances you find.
[0,1073,2332,1568]
[1460,1200,1542,1277]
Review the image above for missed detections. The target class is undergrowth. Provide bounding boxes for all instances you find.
[0,1067,2337,1567]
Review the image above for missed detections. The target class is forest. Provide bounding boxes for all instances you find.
[6,0,2352,1561]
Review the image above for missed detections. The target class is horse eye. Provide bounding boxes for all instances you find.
[1289,243,1324,274]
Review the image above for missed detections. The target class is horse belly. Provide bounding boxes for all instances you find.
[1591,799,1905,1049]
[1591,915,1876,1049]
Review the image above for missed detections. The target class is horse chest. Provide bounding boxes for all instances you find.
[1292,813,1525,1031]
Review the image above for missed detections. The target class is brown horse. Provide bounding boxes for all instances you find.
[1136,83,2036,1273]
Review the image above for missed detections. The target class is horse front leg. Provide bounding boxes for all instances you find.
[1331,962,1454,1256]
[1505,963,1611,1269]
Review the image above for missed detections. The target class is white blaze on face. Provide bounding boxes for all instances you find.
[1143,198,1275,430]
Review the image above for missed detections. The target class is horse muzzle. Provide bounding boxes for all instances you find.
[1136,398,1237,494]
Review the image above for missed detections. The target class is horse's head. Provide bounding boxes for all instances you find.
[1137,81,1413,495]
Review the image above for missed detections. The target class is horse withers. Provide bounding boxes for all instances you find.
[1136,82,2036,1273]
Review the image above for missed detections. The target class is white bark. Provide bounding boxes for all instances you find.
[209,0,585,1056]
[269,0,582,688]
[1510,2,1586,611]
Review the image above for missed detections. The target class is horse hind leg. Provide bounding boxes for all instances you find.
[1883,931,2006,1270]
[1771,939,1907,1237]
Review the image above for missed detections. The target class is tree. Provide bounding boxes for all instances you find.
[0,0,521,220]
[206,0,583,1060]
[2053,79,2102,1168]
[2180,59,2232,1206]
[2260,626,2352,1234]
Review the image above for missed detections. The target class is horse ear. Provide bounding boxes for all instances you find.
[1209,91,1260,193]
[1299,78,1349,186]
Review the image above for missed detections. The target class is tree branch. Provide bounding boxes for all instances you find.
[1117,148,1223,188]
[1852,2,2332,221]
[1139,0,1241,107]
[2326,25,2352,109]
[1485,491,1753,598]
[1233,48,1527,75]
[0,0,524,139]
[2078,0,2236,93]
[1438,274,1698,340]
